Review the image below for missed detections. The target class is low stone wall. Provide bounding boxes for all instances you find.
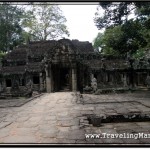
[19,86,26,91]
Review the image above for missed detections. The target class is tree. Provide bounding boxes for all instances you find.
[94,2,150,58]
[94,2,150,30]
[93,32,104,52]
[22,3,69,41]
[0,3,24,52]
[93,20,148,57]
[94,26,124,56]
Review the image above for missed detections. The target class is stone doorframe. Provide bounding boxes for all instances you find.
[45,63,77,93]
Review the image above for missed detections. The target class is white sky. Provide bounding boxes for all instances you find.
[60,4,103,44]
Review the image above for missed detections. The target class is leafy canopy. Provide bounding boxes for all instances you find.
[22,3,70,41]
[0,2,70,52]
[94,2,150,58]
[0,3,24,52]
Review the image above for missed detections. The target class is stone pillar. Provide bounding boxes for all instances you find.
[39,73,43,91]
[45,65,52,93]
[121,73,124,86]
[51,70,54,92]
[146,73,150,88]
[111,73,113,82]
[134,72,137,87]
[110,73,113,85]
[137,73,139,86]
[82,69,85,87]
[0,82,2,92]
[72,67,77,91]
[3,79,6,90]
[123,73,127,87]
[69,69,72,90]
[106,72,108,82]
[91,73,94,80]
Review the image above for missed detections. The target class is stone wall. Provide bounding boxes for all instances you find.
[32,84,40,91]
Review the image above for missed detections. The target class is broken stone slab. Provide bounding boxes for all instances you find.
[82,107,95,111]
[79,122,90,128]
[128,109,141,113]
[57,112,69,117]
[57,126,71,132]
[57,120,77,127]
[80,120,89,124]
[56,116,73,121]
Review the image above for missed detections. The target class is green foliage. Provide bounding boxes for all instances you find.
[0,3,24,52]
[94,21,148,57]
[93,32,104,51]
[22,3,69,41]
[0,2,70,52]
[94,2,135,30]
[132,48,146,59]
[0,51,6,58]
[94,2,150,58]
[96,26,124,56]
[94,2,150,30]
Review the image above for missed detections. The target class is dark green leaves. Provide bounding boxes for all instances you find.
[94,2,150,58]
[0,3,24,52]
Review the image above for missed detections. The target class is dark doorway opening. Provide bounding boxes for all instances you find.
[53,66,71,92]
[33,76,40,84]
[6,79,12,87]
[60,68,70,91]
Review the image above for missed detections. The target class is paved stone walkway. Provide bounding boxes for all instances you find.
[0,92,149,144]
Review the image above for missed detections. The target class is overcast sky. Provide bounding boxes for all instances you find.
[60,4,103,43]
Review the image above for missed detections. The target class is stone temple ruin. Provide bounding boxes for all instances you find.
[0,38,150,97]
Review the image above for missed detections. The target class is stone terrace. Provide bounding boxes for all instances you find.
[0,91,149,144]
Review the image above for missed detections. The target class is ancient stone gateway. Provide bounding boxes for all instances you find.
[0,39,93,95]
[43,39,78,93]
[45,57,77,92]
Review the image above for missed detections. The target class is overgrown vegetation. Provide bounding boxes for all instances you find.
[0,2,69,53]
[93,2,150,59]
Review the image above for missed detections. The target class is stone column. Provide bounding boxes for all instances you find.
[0,82,2,92]
[110,73,113,85]
[72,67,77,91]
[134,72,137,87]
[105,72,108,82]
[91,73,94,80]
[82,69,85,87]
[45,65,52,93]
[3,79,6,90]
[39,73,43,91]
[121,73,125,86]
[137,73,139,86]
[124,73,128,87]
[50,65,54,92]
[69,69,72,90]
[146,72,150,88]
